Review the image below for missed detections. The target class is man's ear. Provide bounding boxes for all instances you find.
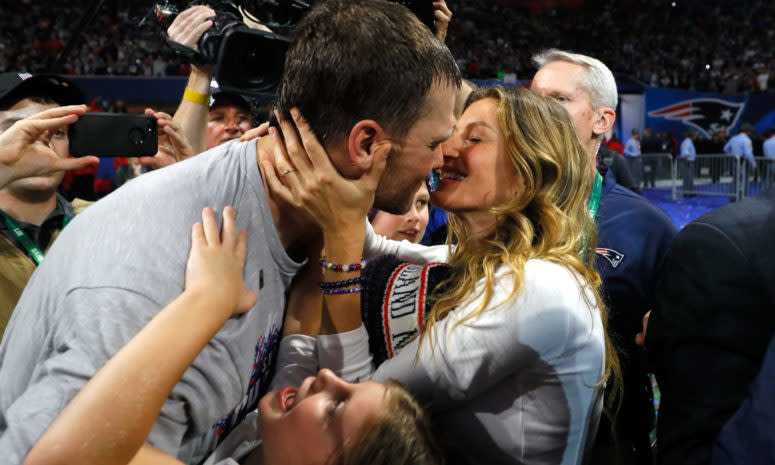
[347,120,390,171]
[592,107,616,137]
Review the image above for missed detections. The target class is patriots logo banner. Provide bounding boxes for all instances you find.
[645,88,747,138]
[649,98,744,138]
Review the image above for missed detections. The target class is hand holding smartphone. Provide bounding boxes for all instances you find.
[68,113,158,157]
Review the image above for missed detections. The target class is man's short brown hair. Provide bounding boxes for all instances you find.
[275,0,461,147]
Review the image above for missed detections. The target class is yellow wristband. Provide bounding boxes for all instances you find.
[183,87,210,107]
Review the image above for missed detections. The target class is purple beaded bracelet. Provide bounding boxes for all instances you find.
[318,277,363,289]
[321,287,362,295]
[320,257,366,272]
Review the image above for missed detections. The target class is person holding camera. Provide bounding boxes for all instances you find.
[0,73,194,337]
[169,0,456,156]
[0,74,97,338]
[168,5,258,155]
[0,106,96,191]
[0,1,461,463]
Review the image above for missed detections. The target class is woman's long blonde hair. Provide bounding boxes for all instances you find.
[422,86,621,404]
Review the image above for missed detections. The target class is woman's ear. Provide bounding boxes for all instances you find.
[347,120,389,171]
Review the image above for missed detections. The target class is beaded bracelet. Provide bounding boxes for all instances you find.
[320,257,366,272]
[321,287,362,295]
[318,277,363,289]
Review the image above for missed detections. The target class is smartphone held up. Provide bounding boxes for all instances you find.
[68,113,158,157]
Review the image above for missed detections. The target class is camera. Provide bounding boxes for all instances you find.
[393,0,436,32]
[159,0,436,97]
[69,113,159,157]
[160,1,306,98]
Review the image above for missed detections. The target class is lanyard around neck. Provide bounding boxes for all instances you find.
[588,172,603,220]
[580,172,604,259]
[0,208,69,265]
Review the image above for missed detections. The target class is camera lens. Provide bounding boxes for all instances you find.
[129,127,144,145]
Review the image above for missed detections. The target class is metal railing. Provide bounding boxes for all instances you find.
[640,153,775,201]
[675,153,738,200]
[640,153,675,190]
[749,157,775,198]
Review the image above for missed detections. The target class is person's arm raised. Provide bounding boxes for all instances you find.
[168,5,216,155]
[433,1,452,43]
[0,105,98,189]
[23,207,256,465]
[262,109,389,334]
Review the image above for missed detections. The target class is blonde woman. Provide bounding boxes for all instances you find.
[265,86,621,465]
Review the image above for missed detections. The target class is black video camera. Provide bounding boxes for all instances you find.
[393,0,436,32]
[160,1,308,98]
[159,0,436,98]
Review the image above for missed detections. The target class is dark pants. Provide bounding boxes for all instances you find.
[764,158,775,187]
[643,157,658,189]
[626,156,643,189]
[710,157,721,183]
[682,159,695,194]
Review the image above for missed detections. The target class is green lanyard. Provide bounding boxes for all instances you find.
[0,208,70,265]
[581,173,603,258]
[588,172,603,220]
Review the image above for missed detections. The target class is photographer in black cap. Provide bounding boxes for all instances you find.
[0,72,98,336]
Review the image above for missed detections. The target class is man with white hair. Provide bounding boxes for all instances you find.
[532,49,678,465]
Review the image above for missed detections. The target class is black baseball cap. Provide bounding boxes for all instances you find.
[0,73,85,110]
[210,91,252,113]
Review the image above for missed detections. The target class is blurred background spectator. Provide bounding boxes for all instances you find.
[444,0,775,94]
[4,0,775,95]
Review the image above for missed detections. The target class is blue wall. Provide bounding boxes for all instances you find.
[70,76,188,104]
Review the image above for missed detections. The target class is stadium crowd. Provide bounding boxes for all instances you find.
[445,0,775,93]
[4,0,775,94]
[0,1,188,77]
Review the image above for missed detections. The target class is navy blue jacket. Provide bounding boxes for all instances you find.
[596,168,677,344]
[593,168,677,461]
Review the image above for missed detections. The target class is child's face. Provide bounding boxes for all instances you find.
[258,369,388,465]
[371,183,431,243]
